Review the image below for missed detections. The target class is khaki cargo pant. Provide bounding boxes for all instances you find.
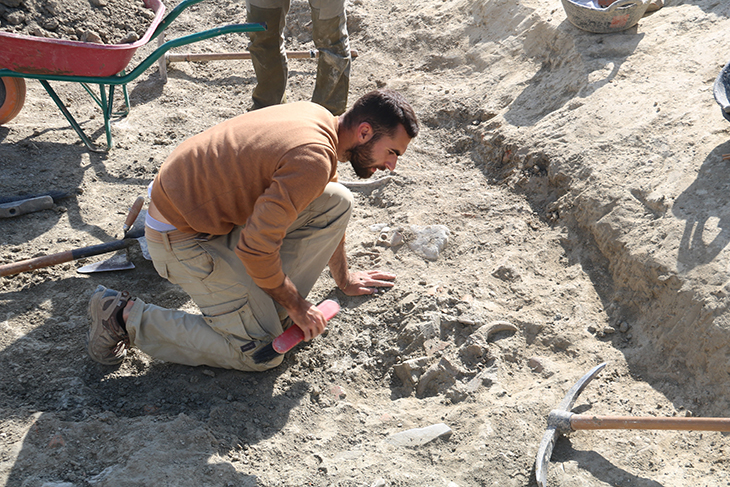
[125,183,353,371]
[245,0,350,115]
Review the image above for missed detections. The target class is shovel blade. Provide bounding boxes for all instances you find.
[77,252,135,273]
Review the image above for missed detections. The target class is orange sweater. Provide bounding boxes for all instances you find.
[151,102,339,289]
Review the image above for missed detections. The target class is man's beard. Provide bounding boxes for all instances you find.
[347,135,380,179]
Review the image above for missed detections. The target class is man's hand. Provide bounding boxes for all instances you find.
[340,269,396,296]
[261,276,327,342]
[287,302,328,342]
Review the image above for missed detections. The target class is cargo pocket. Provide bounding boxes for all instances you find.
[201,298,268,350]
[202,299,283,370]
[152,261,169,280]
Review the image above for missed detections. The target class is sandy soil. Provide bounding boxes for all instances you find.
[0,0,152,44]
[2,0,730,486]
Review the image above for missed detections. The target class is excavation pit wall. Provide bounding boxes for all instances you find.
[468,121,730,417]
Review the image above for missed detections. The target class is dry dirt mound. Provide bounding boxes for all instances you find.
[0,0,153,44]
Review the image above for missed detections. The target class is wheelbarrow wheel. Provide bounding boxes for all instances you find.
[0,77,26,125]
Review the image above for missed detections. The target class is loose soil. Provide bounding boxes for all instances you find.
[2,0,730,486]
[0,0,153,44]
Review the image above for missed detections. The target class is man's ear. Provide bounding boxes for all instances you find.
[357,122,373,143]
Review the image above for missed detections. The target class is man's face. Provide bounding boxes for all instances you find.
[348,124,412,179]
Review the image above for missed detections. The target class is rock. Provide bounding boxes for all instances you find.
[528,357,543,373]
[120,31,139,43]
[416,357,460,396]
[393,357,429,388]
[492,265,520,282]
[619,321,630,333]
[377,227,404,247]
[81,30,102,43]
[407,225,450,261]
[5,10,25,25]
[385,423,452,447]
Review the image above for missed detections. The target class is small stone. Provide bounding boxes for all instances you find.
[527,357,543,373]
[81,30,102,44]
[202,369,215,377]
[5,11,25,25]
[619,321,630,333]
[603,326,616,335]
[386,423,452,447]
[120,31,139,43]
[42,18,58,31]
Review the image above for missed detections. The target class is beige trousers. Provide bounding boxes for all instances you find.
[245,0,351,114]
[125,183,353,371]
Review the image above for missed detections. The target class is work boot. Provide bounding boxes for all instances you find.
[86,285,131,365]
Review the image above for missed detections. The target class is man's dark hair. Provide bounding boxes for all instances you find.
[340,89,419,140]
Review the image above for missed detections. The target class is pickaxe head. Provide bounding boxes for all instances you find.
[535,362,607,487]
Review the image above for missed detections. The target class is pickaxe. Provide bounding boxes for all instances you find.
[536,362,730,487]
[155,32,358,83]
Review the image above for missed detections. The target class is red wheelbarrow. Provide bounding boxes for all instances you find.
[0,0,264,152]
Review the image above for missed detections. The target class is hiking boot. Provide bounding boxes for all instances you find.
[87,285,131,365]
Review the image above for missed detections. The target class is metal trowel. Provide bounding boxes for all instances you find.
[77,251,136,273]
[77,196,146,274]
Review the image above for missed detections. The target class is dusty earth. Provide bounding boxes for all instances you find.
[0,0,153,44]
[3,0,730,486]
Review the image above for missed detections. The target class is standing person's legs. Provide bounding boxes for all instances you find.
[246,0,291,109]
[309,0,350,115]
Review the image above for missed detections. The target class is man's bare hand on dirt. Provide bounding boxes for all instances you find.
[341,270,396,296]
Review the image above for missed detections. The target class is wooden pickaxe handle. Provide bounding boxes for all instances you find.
[1,197,145,277]
[166,49,358,63]
[569,414,730,432]
[0,233,141,277]
[122,196,145,237]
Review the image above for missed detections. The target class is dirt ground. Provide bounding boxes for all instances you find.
[0,0,152,44]
[3,0,730,486]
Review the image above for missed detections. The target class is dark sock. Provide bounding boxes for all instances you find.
[116,307,128,332]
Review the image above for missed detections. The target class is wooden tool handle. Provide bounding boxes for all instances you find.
[572,414,730,432]
[167,49,359,63]
[122,196,145,235]
[0,238,135,277]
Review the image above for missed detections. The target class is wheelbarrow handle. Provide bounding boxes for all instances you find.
[150,0,209,42]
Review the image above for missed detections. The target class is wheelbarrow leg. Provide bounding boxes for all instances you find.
[39,80,105,153]
[99,84,114,149]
